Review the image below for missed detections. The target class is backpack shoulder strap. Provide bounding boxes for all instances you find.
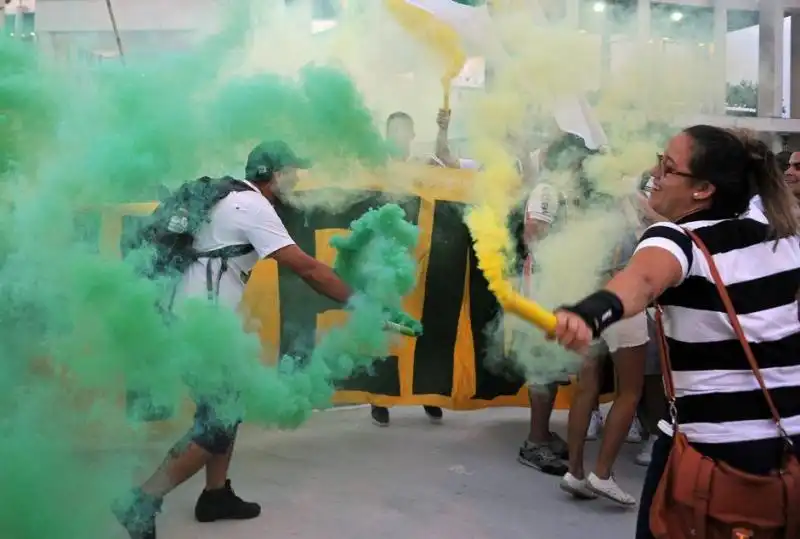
[219,177,258,193]
[195,178,258,260]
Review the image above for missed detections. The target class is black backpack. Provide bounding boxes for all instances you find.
[126,176,257,282]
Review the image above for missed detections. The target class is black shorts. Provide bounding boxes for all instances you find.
[189,397,241,455]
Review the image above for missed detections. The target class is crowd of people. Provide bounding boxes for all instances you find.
[111,107,800,539]
[375,112,800,537]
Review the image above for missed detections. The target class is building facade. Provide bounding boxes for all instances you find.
[24,0,800,147]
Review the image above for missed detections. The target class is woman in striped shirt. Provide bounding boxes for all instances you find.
[548,125,800,538]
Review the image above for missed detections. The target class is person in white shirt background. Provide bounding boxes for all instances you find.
[114,141,354,539]
[383,109,480,169]
[371,107,472,427]
[516,132,590,476]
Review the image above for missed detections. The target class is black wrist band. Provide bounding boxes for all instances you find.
[559,290,625,339]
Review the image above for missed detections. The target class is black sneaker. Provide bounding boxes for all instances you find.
[195,480,261,523]
[371,405,390,427]
[423,406,443,424]
[112,488,162,539]
[518,441,568,476]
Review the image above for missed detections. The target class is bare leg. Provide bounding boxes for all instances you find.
[567,357,601,479]
[594,344,646,479]
[141,437,211,497]
[113,436,212,539]
[520,383,567,476]
[528,383,557,444]
[205,437,236,490]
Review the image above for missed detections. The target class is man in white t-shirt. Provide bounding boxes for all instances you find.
[515,166,570,475]
[114,141,353,539]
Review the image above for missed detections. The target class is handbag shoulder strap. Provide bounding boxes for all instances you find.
[684,228,789,436]
[653,305,678,425]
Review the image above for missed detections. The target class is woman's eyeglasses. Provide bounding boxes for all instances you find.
[656,153,694,179]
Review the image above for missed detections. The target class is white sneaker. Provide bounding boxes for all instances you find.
[586,410,604,441]
[626,416,643,444]
[559,472,598,500]
[587,472,637,506]
[635,436,656,466]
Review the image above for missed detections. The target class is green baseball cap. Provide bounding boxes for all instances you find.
[245,140,312,181]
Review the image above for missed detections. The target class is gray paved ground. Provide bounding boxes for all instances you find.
[110,406,646,539]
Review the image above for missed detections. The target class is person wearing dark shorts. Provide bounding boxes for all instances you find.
[113,142,355,539]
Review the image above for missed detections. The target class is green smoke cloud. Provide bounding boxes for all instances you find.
[0,5,417,537]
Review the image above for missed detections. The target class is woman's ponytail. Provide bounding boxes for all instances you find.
[731,129,799,238]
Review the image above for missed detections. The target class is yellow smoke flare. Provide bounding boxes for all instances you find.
[465,204,557,334]
[382,0,555,334]
[383,0,467,109]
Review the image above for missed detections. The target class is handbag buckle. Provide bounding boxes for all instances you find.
[669,401,679,427]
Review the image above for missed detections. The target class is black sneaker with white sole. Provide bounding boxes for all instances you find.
[423,406,443,423]
[371,405,390,426]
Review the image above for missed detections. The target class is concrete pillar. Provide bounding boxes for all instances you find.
[595,4,610,90]
[565,0,579,29]
[636,0,651,45]
[710,6,727,115]
[791,14,800,118]
[634,0,652,111]
[283,0,313,32]
[13,0,23,39]
[758,0,785,118]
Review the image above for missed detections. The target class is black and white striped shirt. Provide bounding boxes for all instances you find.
[635,204,800,456]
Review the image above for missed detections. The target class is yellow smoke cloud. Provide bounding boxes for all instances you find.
[232,0,720,346]
[383,0,468,109]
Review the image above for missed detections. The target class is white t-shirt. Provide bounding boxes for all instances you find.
[524,182,556,225]
[176,180,295,310]
[519,182,556,299]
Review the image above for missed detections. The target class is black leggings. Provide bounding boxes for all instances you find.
[635,434,671,539]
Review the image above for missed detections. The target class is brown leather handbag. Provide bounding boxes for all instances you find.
[649,229,800,539]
